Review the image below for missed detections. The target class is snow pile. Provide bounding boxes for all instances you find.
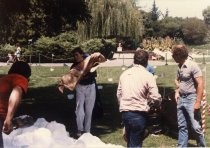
[3,118,124,148]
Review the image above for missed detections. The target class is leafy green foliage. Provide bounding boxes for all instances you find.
[159,17,184,38]
[80,38,116,59]
[142,1,161,38]
[29,32,80,61]
[0,44,16,62]
[182,18,208,44]
[77,0,144,43]
[203,6,210,25]
[17,33,116,62]
[0,0,91,44]
[150,0,160,21]
[142,36,183,51]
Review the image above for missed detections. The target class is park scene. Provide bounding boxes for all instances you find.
[1,0,210,147]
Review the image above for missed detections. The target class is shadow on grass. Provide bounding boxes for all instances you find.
[16,83,122,137]
[156,86,199,147]
[15,83,198,147]
[16,84,77,133]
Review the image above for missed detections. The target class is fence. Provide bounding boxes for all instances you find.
[0,53,74,64]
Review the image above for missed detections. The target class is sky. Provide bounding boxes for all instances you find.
[135,0,210,19]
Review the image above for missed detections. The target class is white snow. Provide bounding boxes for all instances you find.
[3,118,124,148]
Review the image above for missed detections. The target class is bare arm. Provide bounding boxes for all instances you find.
[91,52,106,63]
[148,77,162,103]
[83,52,106,74]
[3,86,23,134]
[116,80,122,105]
[174,79,180,103]
[194,76,203,110]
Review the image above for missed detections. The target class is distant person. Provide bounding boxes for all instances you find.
[172,45,206,147]
[6,52,15,65]
[117,49,161,147]
[14,43,22,61]
[70,47,105,138]
[117,43,123,52]
[146,64,155,75]
[0,61,31,147]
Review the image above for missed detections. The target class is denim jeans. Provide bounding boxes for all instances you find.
[75,83,96,132]
[122,111,147,148]
[177,94,206,147]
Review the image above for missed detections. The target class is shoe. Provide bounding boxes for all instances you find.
[75,131,85,139]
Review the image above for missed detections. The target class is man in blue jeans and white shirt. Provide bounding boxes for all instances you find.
[117,49,161,147]
[172,44,206,147]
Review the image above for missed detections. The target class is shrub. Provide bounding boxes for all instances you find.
[0,44,16,62]
[80,38,116,59]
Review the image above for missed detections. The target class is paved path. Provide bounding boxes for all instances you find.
[1,51,207,67]
[1,59,207,67]
[0,59,176,67]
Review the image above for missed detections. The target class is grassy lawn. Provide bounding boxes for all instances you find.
[0,64,210,147]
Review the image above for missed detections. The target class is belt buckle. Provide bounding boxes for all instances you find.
[180,93,191,97]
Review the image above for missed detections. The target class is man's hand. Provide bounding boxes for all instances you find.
[175,91,180,103]
[194,101,201,110]
[122,126,127,142]
[3,119,13,134]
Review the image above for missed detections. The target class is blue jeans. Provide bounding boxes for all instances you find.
[122,111,147,148]
[75,83,96,132]
[177,94,206,147]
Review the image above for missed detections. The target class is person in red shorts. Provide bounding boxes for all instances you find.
[0,61,31,147]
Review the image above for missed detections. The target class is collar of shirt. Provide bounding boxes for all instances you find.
[133,64,146,70]
[179,59,191,69]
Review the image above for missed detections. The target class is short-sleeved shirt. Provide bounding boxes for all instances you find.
[117,64,161,112]
[0,74,28,119]
[177,60,202,95]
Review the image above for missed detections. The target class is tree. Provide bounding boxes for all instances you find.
[150,0,160,21]
[141,0,161,38]
[182,18,208,44]
[76,0,144,44]
[0,0,91,44]
[203,6,210,25]
[159,17,183,38]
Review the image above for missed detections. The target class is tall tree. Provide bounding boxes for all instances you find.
[203,6,210,25]
[76,0,144,43]
[0,0,91,44]
[150,0,160,21]
[182,17,208,44]
[141,0,160,37]
[159,17,183,38]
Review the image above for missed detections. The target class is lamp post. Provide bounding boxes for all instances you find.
[50,54,55,71]
[203,53,206,64]
[165,52,168,65]
[38,53,41,65]
[51,53,54,63]
[28,39,32,64]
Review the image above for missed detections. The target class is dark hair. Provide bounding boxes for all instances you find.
[134,50,149,67]
[172,44,188,60]
[71,47,85,55]
[8,61,31,79]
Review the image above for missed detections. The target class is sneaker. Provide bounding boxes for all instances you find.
[75,131,85,139]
